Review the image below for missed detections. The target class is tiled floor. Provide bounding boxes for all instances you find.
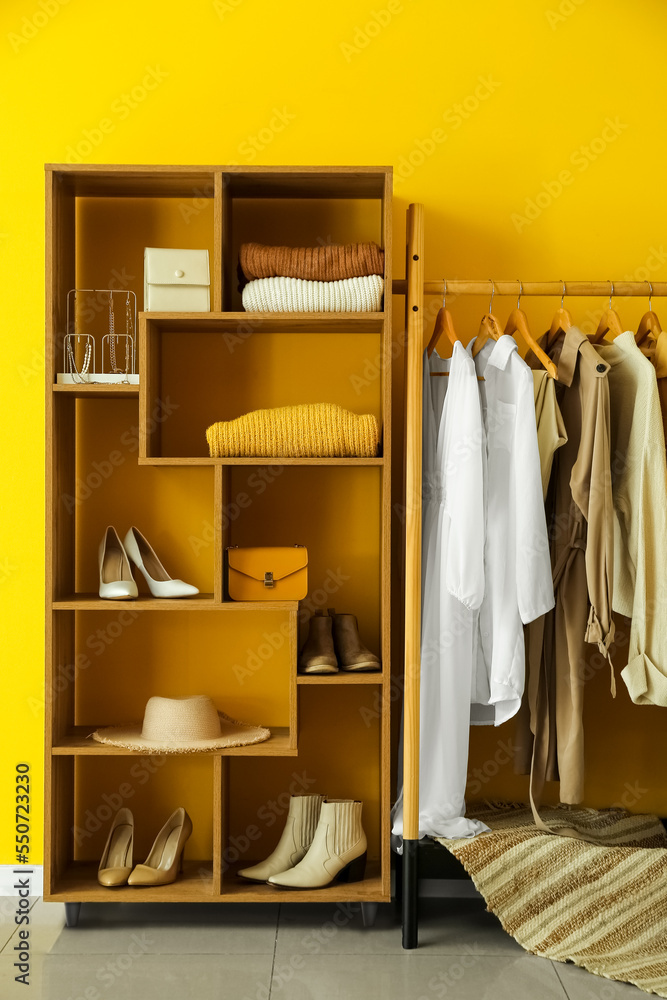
[0,896,650,999]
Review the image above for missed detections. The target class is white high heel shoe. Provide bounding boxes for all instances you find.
[123,527,199,598]
[99,526,139,600]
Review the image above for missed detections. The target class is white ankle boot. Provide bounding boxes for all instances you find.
[237,794,324,882]
[267,800,367,889]
[123,527,199,598]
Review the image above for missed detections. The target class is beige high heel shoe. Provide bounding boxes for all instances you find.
[128,807,192,886]
[98,808,134,887]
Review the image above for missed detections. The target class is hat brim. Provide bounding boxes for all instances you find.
[90,710,271,753]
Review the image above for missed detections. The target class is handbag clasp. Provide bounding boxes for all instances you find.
[264,572,274,588]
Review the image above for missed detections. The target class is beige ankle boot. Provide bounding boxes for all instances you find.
[298,611,338,674]
[330,610,381,672]
[238,794,324,882]
[267,800,367,889]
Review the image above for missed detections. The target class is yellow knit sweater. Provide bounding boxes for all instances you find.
[206,403,379,458]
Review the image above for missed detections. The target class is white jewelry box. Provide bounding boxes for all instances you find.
[144,247,210,312]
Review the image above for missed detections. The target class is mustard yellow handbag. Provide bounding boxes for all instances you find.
[226,545,308,601]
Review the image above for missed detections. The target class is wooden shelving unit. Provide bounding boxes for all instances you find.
[45,164,392,918]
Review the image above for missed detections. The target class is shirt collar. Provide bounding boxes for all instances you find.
[467,334,518,371]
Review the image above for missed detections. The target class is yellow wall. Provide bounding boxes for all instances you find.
[3,0,667,863]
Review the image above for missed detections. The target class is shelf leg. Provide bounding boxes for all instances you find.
[402,839,419,949]
[64,902,81,928]
[361,902,378,928]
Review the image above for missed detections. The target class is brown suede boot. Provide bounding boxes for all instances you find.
[298,611,339,674]
[329,610,381,672]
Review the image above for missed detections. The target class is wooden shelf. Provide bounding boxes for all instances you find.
[297,673,384,684]
[138,456,384,467]
[52,595,297,611]
[53,383,139,397]
[52,726,295,756]
[140,311,385,333]
[45,163,393,909]
[46,860,217,902]
[45,859,387,904]
[222,860,386,903]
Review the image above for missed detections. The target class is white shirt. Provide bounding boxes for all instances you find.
[392,342,490,841]
[468,336,555,726]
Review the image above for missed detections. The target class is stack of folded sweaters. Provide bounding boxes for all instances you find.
[239,241,384,313]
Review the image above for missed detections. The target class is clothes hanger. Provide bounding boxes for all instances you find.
[592,281,624,343]
[471,280,504,359]
[430,280,485,380]
[636,280,662,346]
[503,280,558,379]
[427,280,459,357]
[545,280,573,350]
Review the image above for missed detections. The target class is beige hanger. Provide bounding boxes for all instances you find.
[429,280,485,380]
[427,281,459,357]
[592,281,624,343]
[504,280,558,379]
[471,280,504,359]
[636,281,662,346]
[546,280,573,350]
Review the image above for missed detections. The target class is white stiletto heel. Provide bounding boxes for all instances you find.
[99,526,138,600]
[123,527,199,598]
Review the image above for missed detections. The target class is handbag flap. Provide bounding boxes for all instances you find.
[145,247,210,286]
[227,546,308,583]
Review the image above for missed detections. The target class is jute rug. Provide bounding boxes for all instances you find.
[436,803,667,998]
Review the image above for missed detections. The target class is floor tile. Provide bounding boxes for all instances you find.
[1,898,65,957]
[554,960,653,999]
[0,952,274,1000]
[269,952,568,1000]
[37,900,279,955]
[276,898,524,955]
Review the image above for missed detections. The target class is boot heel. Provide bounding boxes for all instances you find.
[335,851,367,884]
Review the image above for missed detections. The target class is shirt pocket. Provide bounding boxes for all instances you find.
[489,400,516,452]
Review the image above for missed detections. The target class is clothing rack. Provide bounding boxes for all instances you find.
[391,202,667,951]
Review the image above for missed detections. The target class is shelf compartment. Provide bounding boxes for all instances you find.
[222,861,385,903]
[297,673,384,684]
[140,312,385,333]
[140,318,385,461]
[52,595,297,610]
[53,725,294,756]
[53,383,140,398]
[46,860,217,902]
[138,456,384,467]
[44,860,386,904]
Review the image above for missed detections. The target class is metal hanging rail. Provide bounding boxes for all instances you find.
[392,202,667,951]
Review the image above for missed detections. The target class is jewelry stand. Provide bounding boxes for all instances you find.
[57,289,139,385]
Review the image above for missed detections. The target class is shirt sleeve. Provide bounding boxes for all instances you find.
[443,351,485,610]
[570,360,616,663]
[514,368,555,624]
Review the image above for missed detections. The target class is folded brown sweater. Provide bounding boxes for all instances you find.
[239,242,384,282]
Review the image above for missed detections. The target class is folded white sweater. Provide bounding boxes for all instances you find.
[241,274,384,313]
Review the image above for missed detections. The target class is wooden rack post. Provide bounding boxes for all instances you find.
[392,204,667,951]
[400,203,424,949]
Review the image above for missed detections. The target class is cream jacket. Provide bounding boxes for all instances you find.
[596,331,667,706]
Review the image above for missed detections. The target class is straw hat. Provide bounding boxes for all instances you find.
[91,695,271,753]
